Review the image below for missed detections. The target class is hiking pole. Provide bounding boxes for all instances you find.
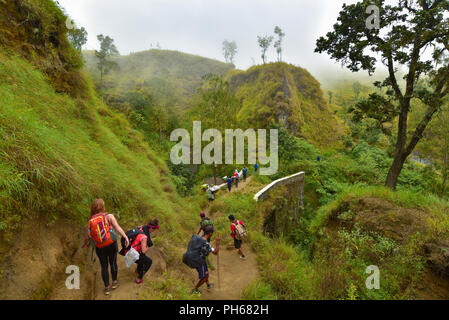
[217,234,221,290]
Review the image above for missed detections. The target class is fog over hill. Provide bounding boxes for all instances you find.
[59,0,366,76]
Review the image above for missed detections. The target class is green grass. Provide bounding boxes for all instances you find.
[0,51,204,285]
[310,185,449,234]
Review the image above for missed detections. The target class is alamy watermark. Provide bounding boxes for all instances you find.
[365,265,380,290]
[65,265,80,290]
[366,4,380,30]
[170,121,278,175]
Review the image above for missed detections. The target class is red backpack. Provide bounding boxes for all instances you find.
[89,213,114,248]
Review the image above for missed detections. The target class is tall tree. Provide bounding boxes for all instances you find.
[315,0,449,189]
[274,26,286,62]
[222,40,238,64]
[95,34,119,87]
[257,35,274,64]
[67,26,87,52]
[352,81,362,100]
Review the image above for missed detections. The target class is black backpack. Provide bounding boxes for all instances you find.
[119,226,153,256]
[182,235,209,269]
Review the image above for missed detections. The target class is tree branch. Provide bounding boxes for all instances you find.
[404,104,439,156]
[387,54,404,100]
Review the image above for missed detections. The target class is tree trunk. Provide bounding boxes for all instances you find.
[385,152,407,189]
[385,100,410,189]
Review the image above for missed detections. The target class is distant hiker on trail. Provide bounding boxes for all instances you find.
[228,214,247,260]
[226,176,232,192]
[197,212,215,270]
[206,185,219,207]
[234,170,239,188]
[242,166,248,182]
[82,199,129,296]
[208,187,215,205]
[254,163,258,173]
[119,219,159,284]
[197,212,213,239]
[183,225,220,294]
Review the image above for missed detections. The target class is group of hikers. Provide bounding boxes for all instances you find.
[83,164,251,296]
[225,167,247,192]
[184,212,247,294]
[207,163,259,204]
[82,199,159,295]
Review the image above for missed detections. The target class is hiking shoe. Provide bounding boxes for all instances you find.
[207,283,214,291]
[104,286,111,296]
[240,255,246,260]
[111,280,119,289]
[135,278,144,284]
[191,288,201,295]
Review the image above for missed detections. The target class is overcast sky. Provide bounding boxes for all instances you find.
[58,0,371,81]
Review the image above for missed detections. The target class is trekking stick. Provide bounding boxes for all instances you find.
[217,234,221,290]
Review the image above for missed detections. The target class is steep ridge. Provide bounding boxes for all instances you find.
[0,1,201,299]
[227,63,343,147]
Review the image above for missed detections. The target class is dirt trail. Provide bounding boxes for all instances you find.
[201,176,259,300]
[50,175,258,300]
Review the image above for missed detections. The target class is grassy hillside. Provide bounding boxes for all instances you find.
[210,174,449,300]
[227,63,344,148]
[0,0,204,299]
[83,49,235,113]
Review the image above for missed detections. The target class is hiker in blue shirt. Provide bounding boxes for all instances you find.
[242,166,248,182]
[226,177,232,192]
[254,163,258,172]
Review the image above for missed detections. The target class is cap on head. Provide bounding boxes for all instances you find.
[200,212,206,218]
[228,214,235,221]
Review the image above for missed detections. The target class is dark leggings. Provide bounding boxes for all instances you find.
[136,254,152,279]
[95,242,118,287]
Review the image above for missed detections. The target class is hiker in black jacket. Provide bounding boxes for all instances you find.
[185,226,220,294]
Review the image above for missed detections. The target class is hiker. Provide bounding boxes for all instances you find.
[208,187,215,205]
[119,219,159,284]
[242,166,248,182]
[226,176,232,192]
[197,212,213,239]
[228,214,247,260]
[82,199,129,295]
[197,212,215,270]
[254,163,258,173]
[183,225,220,294]
[234,170,239,188]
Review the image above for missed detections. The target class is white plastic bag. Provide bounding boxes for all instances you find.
[124,247,140,267]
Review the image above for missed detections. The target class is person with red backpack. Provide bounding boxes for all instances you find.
[119,219,159,284]
[228,214,247,260]
[82,199,129,296]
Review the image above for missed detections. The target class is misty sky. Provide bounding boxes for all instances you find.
[58,0,372,81]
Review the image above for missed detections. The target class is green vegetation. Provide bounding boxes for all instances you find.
[316,0,449,189]
[83,49,234,114]
[1,0,449,301]
[228,62,343,147]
